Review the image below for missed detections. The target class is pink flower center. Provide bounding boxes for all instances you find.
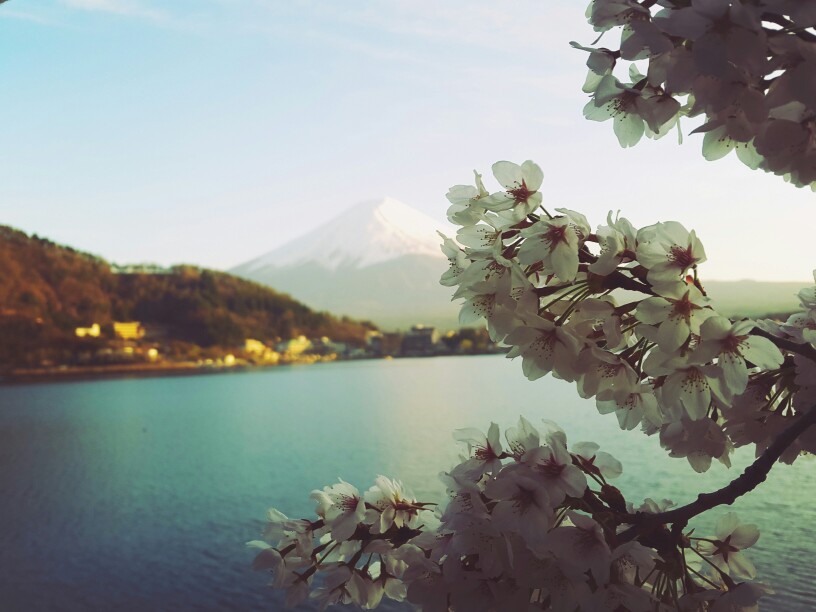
[722,334,747,355]
[508,180,535,204]
[713,536,740,561]
[337,494,359,512]
[668,245,696,269]
[538,456,565,478]
[545,225,569,248]
[474,444,498,462]
[671,292,700,320]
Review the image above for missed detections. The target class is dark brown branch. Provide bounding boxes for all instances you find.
[604,270,656,296]
[531,270,655,299]
[618,403,816,542]
[533,283,573,297]
[761,12,816,43]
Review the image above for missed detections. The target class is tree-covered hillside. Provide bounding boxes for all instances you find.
[0,225,375,367]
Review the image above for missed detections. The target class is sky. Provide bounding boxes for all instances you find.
[0,0,814,282]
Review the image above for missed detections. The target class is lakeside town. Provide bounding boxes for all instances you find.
[1,317,503,383]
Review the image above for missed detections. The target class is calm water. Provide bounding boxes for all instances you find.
[0,356,813,611]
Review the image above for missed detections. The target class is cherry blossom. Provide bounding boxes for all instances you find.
[524,441,588,506]
[576,0,816,188]
[483,470,553,547]
[596,383,663,430]
[451,423,503,479]
[311,479,367,542]
[636,221,707,284]
[517,215,582,282]
[588,212,637,276]
[250,415,774,610]
[445,170,489,226]
[438,232,468,288]
[543,512,612,585]
[697,513,760,579]
[575,346,639,399]
[660,417,732,472]
[636,282,715,352]
[661,361,729,421]
[587,0,647,32]
[480,160,544,218]
[364,476,421,534]
[695,317,784,395]
[571,441,623,481]
[504,315,584,382]
[583,72,680,147]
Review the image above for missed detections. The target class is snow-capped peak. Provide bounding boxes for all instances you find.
[239,197,447,272]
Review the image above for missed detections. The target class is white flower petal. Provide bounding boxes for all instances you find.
[741,336,784,370]
[492,161,523,188]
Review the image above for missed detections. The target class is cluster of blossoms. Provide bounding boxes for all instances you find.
[251,418,768,610]
[442,159,816,474]
[249,161,814,609]
[578,0,816,188]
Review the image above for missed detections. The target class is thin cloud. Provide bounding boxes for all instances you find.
[286,0,586,54]
[0,7,66,26]
[61,0,168,23]
[243,0,588,102]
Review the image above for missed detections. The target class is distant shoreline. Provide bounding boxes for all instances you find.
[0,352,503,386]
[0,361,256,385]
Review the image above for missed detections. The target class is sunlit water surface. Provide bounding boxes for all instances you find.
[0,356,813,611]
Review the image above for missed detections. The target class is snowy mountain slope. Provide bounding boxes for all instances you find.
[230,198,460,330]
[234,197,445,273]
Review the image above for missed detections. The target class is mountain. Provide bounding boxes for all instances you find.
[238,197,444,271]
[0,225,375,368]
[231,198,460,330]
[230,197,809,330]
[617,279,803,319]
[702,280,804,318]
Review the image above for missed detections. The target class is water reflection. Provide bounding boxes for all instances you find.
[0,356,813,610]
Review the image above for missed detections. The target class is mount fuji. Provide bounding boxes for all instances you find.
[230,198,461,330]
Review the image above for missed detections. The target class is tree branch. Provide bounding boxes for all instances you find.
[761,12,816,43]
[604,270,655,296]
[618,403,816,542]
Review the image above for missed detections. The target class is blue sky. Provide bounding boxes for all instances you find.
[0,0,813,281]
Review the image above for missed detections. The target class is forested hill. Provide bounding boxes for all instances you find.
[0,225,376,366]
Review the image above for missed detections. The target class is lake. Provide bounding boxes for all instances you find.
[0,356,813,611]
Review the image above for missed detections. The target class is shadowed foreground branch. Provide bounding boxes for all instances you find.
[620,403,816,542]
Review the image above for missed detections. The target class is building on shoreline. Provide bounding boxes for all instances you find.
[75,323,101,338]
[113,321,146,340]
[401,325,440,357]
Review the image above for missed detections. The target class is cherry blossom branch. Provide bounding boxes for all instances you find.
[761,12,816,43]
[602,269,655,296]
[619,403,816,542]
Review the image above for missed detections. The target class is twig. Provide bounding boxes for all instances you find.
[618,403,816,541]
[761,12,816,43]
[604,270,655,296]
